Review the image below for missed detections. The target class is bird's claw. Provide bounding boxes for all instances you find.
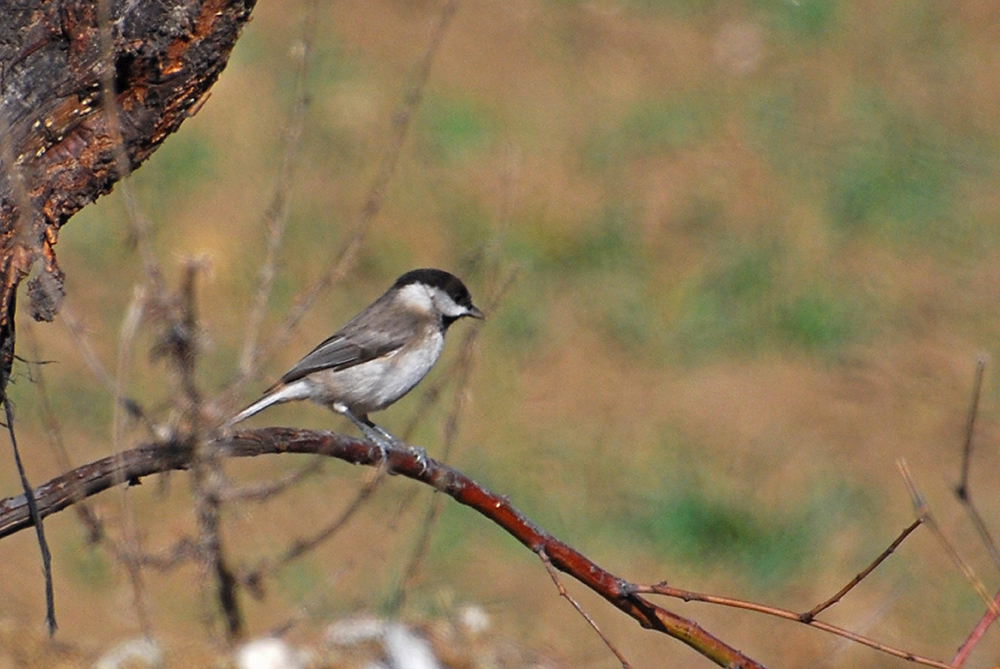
[408,445,429,474]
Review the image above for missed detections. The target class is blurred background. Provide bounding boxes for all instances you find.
[3,0,1000,666]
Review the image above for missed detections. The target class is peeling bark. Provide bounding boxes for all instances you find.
[0,0,256,391]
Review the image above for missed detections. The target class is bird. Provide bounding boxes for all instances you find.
[227,268,484,460]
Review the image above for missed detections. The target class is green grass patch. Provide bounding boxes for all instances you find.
[632,489,811,585]
[416,97,497,164]
[756,0,839,38]
[748,85,828,181]
[827,91,990,244]
[776,290,852,350]
[674,244,864,358]
[493,296,545,361]
[582,96,719,171]
[619,480,861,587]
[611,0,722,18]
[537,202,643,275]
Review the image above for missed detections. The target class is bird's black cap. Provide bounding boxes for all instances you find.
[394,268,477,311]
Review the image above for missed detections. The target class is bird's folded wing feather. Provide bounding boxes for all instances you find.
[277,327,409,386]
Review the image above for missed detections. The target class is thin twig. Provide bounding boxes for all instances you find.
[111,286,155,636]
[898,459,999,617]
[237,469,386,593]
[113,287,146,455]
[3,397,56,634]
[60,303,153,434]
[948,357,1000,667]
[23,322,101,539]
[219,455,324,503]
[638,582,953,669]
[801,518,922,622]
[238,0,318,379]
[955,356,985,498]
[176,260,243,643]
[953,587,1000,667]
[538,548,633,669]
[951,357,1000,571]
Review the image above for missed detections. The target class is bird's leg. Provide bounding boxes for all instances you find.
[361,415,429,474]
[333,404,391,465]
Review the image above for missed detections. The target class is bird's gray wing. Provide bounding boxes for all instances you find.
[277,322,410,386]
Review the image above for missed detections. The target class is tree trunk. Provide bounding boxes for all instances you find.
[0,0,256,391]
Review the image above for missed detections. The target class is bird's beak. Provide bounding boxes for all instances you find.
[468,305,485,320]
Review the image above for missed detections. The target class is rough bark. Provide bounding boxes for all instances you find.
[0,0,257,392]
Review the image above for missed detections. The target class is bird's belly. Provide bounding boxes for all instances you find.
[307,335,444,414]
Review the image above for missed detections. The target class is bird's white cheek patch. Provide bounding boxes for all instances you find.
[395,283,434,314]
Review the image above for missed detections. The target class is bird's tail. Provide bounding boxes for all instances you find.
[225,382,312,428]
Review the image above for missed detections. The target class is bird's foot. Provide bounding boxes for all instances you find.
[370,423,428,474]
[337,406,392,466]
[406,445,430,474]
[358,423,392,466]
[334,406,428,473]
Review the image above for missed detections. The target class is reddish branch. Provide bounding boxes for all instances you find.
[0,427,765,669]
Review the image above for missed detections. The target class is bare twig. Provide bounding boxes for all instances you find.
[219,456,324,503]
[0,429,766,669]
[172,260,243,643]
[110,285,156,636]
[953,588,1000,667]
[898,459,999,617]
[948,357,1000,667]
[955,356,985,499]
[23,320,106,543]
[538,547,634,669]
[113,287,147,455]
[801,518,922,622]
[951,357,1000,570]
[3,397,55,634]
[238,0,318,379]
[237,469,386,594]
[60,303,152,434]
[638,582,953,669]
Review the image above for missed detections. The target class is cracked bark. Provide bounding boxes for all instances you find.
[0,0,257,393]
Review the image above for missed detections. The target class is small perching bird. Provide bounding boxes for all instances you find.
[227,269,484,458]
